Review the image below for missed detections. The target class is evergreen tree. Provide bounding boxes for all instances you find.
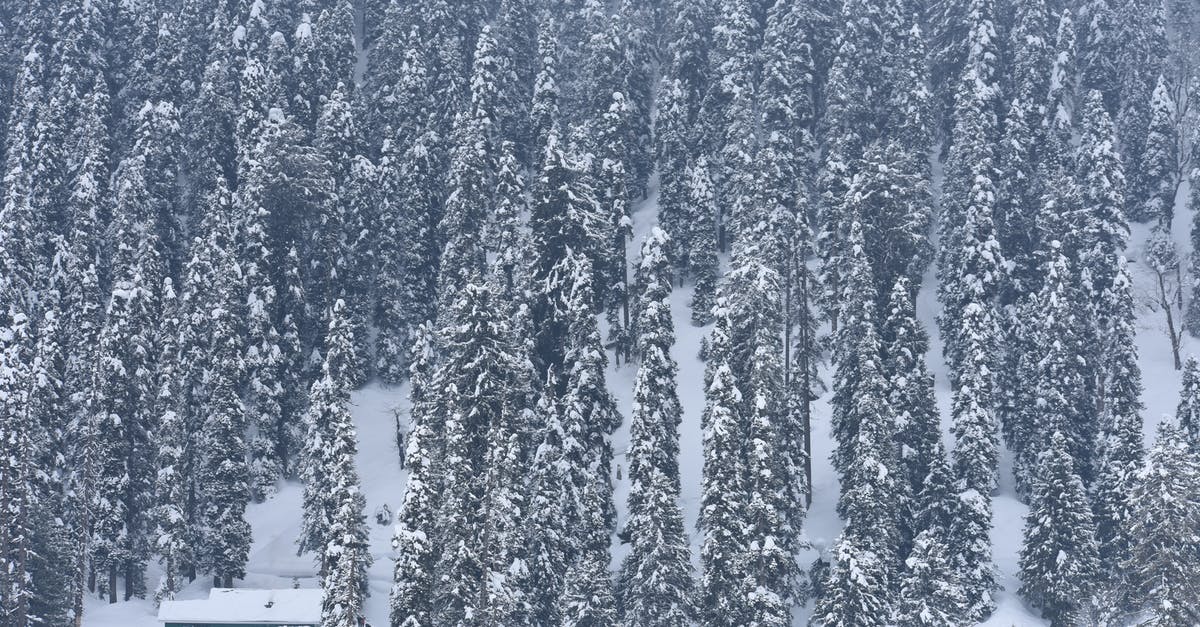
[374,131,440,382]
[315,301,371,627]
[389,326,441,627]
[0,303,33,622]
[558,486,618,627]
[945,486,996,621]
[896,522,969,626]
[529,127,605,375]
[950,297,999,496]
[1081,0,1119,112]
[655,78,691,275]
[996,0,1051,297]
[1141,76,1177,227]
[1122,421,1200,625]
[152,280,193,604]
[89,151,164,602]
[816,223,899,627]
[617,229,692,626]
[1114,0,1169,223]
[195,259,251,589]
[815,0,888,325]
[1092,265,1145,577]
[435,112,490,322]
[686,157,720,325]
[1076,90,1129,313]
[697,302,746,624]
[430,282,520,624]
[529,16,560,170]
[701,0,759,250]
[882,278,939,549]
[1180,357,1200,449]
[1018,431,1100,627]
[937,0,1002,380]
[847,139,932,304]
[1015,244,1096,490]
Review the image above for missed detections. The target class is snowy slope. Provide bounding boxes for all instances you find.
[83,186,1193,627]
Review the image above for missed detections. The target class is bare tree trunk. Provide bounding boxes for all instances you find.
[1158,272,1184,370]
[107,565,117,604]
[799,271,814,508]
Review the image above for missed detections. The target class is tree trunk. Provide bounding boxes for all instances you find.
[799,272,814,508]
[107,565,117,604]
[1158,272,1183,370]
[125,563,135,600]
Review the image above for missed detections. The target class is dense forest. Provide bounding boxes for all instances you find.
[1,0,1200,625]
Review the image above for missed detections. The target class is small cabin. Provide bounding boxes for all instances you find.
[157,588,322,627]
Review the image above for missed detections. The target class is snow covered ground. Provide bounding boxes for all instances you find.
[83,181,1194,627]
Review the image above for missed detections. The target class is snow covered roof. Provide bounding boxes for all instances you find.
[157,588,322,625]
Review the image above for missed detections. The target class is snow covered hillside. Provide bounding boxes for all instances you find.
[6,0,1200,626]
[83,174,1196,627]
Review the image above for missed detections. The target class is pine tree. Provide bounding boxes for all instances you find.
[0,304,34,623]
[896,522,969,626]
[1018,431,1100,627]
[390,326,441,627]
[1043,9,1077,177]
[520,375,572,624]
[90,148,164,602]
[897,452,970,625]
[195,259,251,589]
[1076,90,1129,312]
[816,225,899,627]
[477,256,536,626]
[996,0,1051,297]
[558,486,617,627]
[1188,164,1200,337]
[315,301,371,627]
[696,0,757,249]
[430,282,520,624]
[655,78,691,275]
[816,0,888,325]
[883,278,938,549]
[1081,0,1119,112]
[617,229,692,626]
[488,140,530,299]
[1092,264,1145,578]
[26,306,76,626]
[374,131,441,382]
[593,91,634,363]
[529,127,605,375]
[846,139,932,304]
[951,297,999,497]
[1015,244,1096,490]
[945,486,996,621]
[152,280,193,604]
[529,16,559,170]
[698,303,746,624]
[1140,76,1177,227]
[435,112,490,321]
[1114,0,1169,223]
[686,157,720,325]
[1180,358,1200,449]
[1122,421,1200,625]
[937,0,1002,380]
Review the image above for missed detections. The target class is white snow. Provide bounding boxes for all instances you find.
[83,149,1196,627]
[157,588,321,624]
